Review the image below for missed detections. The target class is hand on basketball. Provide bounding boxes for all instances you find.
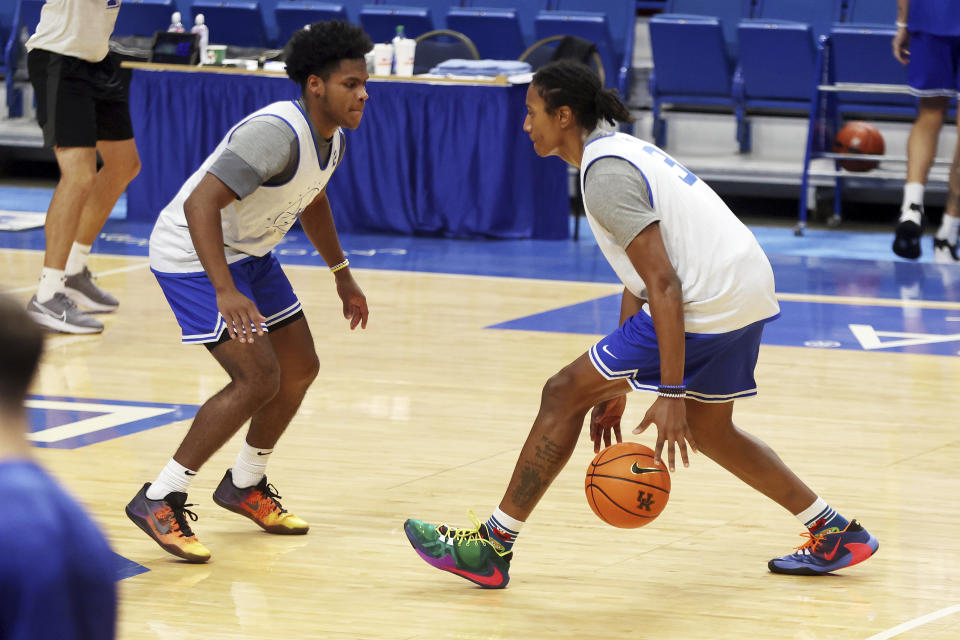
[216,288,266,343]
[589,395,626,453]
[335,274,369,330]
[632,397,697,472]
[892,29,910,65]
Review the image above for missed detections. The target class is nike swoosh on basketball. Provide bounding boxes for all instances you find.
[630,462,663,475]
[822,538,843,561]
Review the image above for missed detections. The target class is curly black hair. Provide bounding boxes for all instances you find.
[284,20,373,88]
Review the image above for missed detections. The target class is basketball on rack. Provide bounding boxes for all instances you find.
[833,121,884,172]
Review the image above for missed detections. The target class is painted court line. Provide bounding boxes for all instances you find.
[1,262,149,295]
[864,604,960,640]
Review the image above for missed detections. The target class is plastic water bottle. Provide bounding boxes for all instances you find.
[168,11,185,33]
[191,14,209,63]
[392,24,405,73]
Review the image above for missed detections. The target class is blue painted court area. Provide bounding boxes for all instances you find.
[113,552,149,580]
[26,396,199,449]
[490,295,960,357]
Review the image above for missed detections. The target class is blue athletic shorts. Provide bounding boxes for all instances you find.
[907,32,960,97]
[152,253,302,344]
[588,312,779,403]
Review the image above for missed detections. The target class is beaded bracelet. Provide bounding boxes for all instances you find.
[330,258,350,273]
[657,384,687,399]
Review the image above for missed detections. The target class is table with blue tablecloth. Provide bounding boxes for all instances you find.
[124,63,569,239]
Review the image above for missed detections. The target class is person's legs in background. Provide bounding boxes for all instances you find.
[894,96,948,259]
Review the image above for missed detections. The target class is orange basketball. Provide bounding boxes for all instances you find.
[585,442,670,528]
[833,121,884,172]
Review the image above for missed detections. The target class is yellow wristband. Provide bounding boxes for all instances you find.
[330,258,350,273]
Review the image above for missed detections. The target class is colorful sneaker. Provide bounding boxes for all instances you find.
[125,483,211,563]
[212,470,309,534]
[27,293,103,334]
[403,511,512,588]
[64,267,119,312]
[768,519,878,575]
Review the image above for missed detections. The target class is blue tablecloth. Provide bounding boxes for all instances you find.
[125,68,569,239]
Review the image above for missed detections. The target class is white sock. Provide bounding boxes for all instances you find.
[231,441,272,488]
[36,267,65,303]
[795,497,833,528]
[900,182,925,223]
[936,213,960,242]
[146,458,196,500]
[65,242,92,276]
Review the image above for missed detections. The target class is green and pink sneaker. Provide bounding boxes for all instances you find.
[404,511,512,589]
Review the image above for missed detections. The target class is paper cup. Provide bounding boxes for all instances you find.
[205,44,226,65]
[394,38,416,76]
[373,43,393,76]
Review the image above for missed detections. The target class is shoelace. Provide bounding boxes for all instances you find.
[169,503,200,538]
[792,528,838,555]
[260,482,288,515]
[438,510,509,556]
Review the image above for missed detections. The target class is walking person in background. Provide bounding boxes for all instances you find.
[24,0,141,334]
[892,0,960,263]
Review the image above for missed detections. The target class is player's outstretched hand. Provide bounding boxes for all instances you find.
[335,273,369,330]
[216,288,266,343]
[632,397,697,472]
[589,395,626,453]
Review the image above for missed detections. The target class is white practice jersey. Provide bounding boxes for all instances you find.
[150,100,344,275]
[27,0,120,62]
[580,132,780,334]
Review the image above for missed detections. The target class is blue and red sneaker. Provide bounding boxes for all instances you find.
[404,511,511,589]
[769,519,878,575]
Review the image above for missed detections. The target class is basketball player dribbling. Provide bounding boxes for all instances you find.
[403,60,878,588]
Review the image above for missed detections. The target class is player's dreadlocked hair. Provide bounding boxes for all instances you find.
[284,20,373,89]
[532,60,634,132]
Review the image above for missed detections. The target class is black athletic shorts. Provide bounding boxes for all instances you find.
[27,48,134,148]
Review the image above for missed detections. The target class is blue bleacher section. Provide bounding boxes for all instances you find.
[534,0,634,94]
[3,0,44,118]
[461,0,542,53]
[275,2,349,49]
[190,0,270,48]
[114,0,176,38]
[446,4,531,60]
[648,0,751,148]
[359,4,433,42]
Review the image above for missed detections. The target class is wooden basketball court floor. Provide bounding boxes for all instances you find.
[1,218,959,640]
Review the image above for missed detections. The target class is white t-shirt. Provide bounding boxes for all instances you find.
[26,0,120,62]
[149,100,344,275]
[580,130,780,334]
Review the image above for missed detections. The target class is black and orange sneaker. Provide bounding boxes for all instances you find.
[125,483,211,563]
[212,470,309,534]
[768,519,878,575]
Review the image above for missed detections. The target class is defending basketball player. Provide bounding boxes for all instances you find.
[125,21,371,563]
[404,60,878,588]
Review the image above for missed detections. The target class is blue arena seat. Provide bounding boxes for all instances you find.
[648,0,752,148]
[413,28,478,74]
[456,1,547,58]
[115,0,177,38]
[446,6,526,59]
[274,2,348,48]
[830,0,913,115]
[359,4,433,43]
[190,0,271,48]
[534,0,634,95]
[3,0,44,118]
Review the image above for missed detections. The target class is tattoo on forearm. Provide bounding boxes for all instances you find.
[511,436,568,508]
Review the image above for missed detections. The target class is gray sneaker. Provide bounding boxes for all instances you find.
[64,267,119,312]
[27,293,104,334]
